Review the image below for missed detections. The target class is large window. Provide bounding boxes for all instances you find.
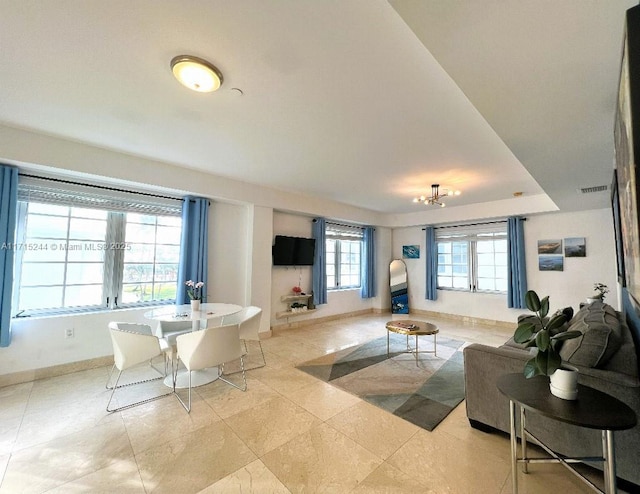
[326,223,363,290]
[121,213,181,304]
[436,223,507,293]
[12,180,182,315]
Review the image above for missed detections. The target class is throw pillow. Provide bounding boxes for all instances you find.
[549,306,574,335]
[559,301,622,368]
[517,314,547,332]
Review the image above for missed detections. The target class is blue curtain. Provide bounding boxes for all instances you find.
[425,226,437,301]
[361,226,376,298]
[312,218,327,305]
[177,197,209,304]
[0,165,18,347]
[507,216,527,308]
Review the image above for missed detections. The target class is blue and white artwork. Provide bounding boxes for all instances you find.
[539,255,564,271]
[564,237,586,257]
[402,245,420,259]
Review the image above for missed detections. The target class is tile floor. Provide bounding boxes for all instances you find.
[0,313,627,493]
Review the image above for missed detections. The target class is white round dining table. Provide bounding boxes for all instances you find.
[144,303,243,388]
[144,303,242,331]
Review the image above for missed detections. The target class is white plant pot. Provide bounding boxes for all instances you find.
[190,299,201,311]
[586,297,600,304]
[549,368,578,400]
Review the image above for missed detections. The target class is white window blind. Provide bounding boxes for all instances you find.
[326,222,364,239]
[18,178,182,216]
[436,221,507,241]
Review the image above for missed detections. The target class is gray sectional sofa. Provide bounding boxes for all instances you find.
[463,301,640,486]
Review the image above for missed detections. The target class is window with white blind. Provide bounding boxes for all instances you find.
[436,222,508,293]
[325,222,363,290]
[12,178,182,315]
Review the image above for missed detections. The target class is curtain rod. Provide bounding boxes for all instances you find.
[20,173,183,202]
[313,218,373,229]
[421,218,526,231]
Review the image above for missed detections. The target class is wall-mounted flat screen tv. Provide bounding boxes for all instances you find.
[272,235,316,266]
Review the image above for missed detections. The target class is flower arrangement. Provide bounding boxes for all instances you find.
[292,286,302,294]
[185,280,204,301]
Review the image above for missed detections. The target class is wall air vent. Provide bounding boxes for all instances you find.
[578,185,608,194]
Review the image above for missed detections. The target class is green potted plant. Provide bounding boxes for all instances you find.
[513,291,581,384]
[587,282,609,303]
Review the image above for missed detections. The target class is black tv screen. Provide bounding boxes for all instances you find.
[272,235,315,266]
[294,237,316,265]
[272,235,296,265]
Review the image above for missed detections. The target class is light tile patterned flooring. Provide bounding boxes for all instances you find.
[0,313,622,493]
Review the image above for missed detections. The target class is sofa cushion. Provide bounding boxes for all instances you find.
[502,336,531,351]
[559,301,623,368]
[601,320,639,377]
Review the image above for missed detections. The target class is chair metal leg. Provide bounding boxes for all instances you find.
[106,357,165,390]
[106,367,173,413]
[218,356,248,392]
[173,363,193,413]
[106,363,118,389]
[226,340,266,373]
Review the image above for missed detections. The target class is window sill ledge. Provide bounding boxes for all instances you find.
[12,302,174,321]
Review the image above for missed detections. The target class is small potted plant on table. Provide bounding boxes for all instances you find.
[513,290,581,399]
[186,280,204,310]
[587,283,609,304]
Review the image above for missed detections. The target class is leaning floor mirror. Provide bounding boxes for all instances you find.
[390,259,409,314]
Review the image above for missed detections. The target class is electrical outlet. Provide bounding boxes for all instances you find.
[65,328,74,339]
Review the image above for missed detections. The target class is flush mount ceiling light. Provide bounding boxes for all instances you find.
[413,184,461,208]
[170,55,223,92]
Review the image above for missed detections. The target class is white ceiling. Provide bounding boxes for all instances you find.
[0,0,635,215]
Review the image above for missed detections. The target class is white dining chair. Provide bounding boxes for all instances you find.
[156,320,192,347]
[173,323,247,412]
[222,306,265,370]
[106,322,173,412]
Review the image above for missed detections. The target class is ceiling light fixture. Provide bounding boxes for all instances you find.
[170,55,223,92]
[413,184,460,208]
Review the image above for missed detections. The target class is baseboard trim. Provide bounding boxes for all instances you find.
[0,355,113,388]
[271,308,375,333]
[270,307,513,333]
[409,308,513,329]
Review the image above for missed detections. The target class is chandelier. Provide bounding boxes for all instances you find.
[413,184,460,207]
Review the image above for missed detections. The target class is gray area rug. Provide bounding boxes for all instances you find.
[296,334,466,431]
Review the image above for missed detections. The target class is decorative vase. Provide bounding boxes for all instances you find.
[190,299,201,311]
[549,367,578,400]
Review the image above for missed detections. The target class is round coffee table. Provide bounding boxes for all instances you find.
[385,320,439,365]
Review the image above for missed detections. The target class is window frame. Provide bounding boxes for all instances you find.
[325,223,363,291]
[12,179,183,317]
[435,223,508,294]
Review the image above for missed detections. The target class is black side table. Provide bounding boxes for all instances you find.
[497,373,636,494]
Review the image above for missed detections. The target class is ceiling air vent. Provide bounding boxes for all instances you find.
[578,185,608,194]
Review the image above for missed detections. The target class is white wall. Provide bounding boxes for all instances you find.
[209,201,249,305]
[373,226,393,312]
[4,307,149,375]
[392,208,617,323]
[248,205,274,334]
[525,208,618,311]
[270,212,383,327]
